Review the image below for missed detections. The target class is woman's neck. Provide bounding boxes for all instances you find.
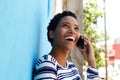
[50,48,70,68]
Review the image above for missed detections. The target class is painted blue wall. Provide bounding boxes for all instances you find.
[39,0,52,56]
[0,0,52,80]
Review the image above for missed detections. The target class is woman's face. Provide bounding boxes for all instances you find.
[51,16,80,50]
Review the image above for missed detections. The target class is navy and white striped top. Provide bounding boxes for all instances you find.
[33,54,98,80]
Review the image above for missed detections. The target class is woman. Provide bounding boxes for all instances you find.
[33,11,98,80]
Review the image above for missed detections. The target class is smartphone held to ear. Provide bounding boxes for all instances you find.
[77,36,84,49]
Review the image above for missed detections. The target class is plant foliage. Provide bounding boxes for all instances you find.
[83,0,105,67]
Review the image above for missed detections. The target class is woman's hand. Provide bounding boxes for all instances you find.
[77,35,96,68]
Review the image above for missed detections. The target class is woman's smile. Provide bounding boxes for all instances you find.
[65,36,75,42]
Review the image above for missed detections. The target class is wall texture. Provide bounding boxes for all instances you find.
[0,0,52,80]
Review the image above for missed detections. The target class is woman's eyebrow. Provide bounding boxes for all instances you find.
[61,22,78,26]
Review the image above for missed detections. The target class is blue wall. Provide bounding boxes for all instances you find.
[0,0,52,80]
[39,0,52,56]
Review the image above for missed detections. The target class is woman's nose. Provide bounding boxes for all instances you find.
[68,28,76,34]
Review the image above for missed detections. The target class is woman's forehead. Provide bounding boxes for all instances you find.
[59,16,78,25]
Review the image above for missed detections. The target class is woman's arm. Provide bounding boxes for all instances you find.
[77,35,99,79]
[77,35,96,68]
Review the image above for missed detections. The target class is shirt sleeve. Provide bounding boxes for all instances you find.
[87,66,99,80]
[33,60,57,80]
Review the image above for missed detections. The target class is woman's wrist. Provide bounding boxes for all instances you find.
[88,58,96,68]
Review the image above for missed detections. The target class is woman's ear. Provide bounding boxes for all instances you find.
[49,30,54,39]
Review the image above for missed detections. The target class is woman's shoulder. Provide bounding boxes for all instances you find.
[34,54,57,68]
[33,54,58,79]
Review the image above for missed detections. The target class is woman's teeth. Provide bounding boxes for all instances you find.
[65,37,75,41]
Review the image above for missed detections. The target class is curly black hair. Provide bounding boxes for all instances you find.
[47,11,77,45]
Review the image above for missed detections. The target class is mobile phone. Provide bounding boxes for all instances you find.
[77,36,84,49]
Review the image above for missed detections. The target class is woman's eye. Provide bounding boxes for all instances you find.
[63,24,69,28]
[75,27,79,31]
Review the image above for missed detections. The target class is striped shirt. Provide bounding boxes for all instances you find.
[33,54,98,80]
